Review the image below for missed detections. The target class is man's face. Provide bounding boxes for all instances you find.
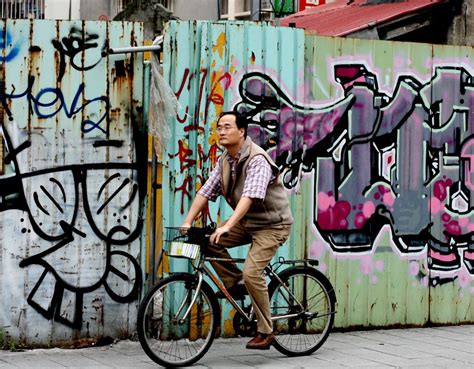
[216,114,244,147]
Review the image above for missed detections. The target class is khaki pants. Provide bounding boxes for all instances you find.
[206,222,292,334]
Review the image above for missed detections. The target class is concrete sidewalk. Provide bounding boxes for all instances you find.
[0,325,472,368]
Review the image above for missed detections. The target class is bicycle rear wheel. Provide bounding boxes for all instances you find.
[268,267,336,356]
[137,273,220,367]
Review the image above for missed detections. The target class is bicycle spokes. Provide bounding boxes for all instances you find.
[269,268,335,356]
[138,275,219,367]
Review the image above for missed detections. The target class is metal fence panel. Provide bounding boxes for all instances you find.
[427,42,473,324]
[162,20,306,333]
[162,20,473,332]
[0,19,145,345]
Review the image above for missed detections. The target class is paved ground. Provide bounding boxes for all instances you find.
[0,325,472,368]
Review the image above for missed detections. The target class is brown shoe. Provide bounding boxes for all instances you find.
[246,332,275,350]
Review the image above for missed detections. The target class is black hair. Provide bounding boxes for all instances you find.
[218,111,248,137]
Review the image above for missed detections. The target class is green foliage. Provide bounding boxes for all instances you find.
[0,326,16,351]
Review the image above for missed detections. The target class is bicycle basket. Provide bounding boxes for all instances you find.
[164,227,201,260]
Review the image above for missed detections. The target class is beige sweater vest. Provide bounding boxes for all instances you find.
[220,137,293,229]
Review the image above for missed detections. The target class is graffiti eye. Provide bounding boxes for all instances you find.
[95,172,138,215]
[21,171,76,239]
[33,178,66,215]
[85,169,139,242]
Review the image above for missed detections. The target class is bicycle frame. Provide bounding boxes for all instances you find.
[139,227,336,367]
[175,254,311,324]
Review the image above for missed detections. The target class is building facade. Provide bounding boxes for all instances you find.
[0,0,171,20]
[218,0,330,20]
[0,1,329,25]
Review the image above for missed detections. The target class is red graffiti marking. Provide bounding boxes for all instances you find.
[174,68,232,131]
[318,200,351,230]
[174,176,194,214]
[169,140,196,171]
[433,178,452,201]
[208,71,232,105]
[175,68,190,123]
[172,68,232,214]
[199,70,232,133]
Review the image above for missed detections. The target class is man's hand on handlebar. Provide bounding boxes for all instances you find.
[180,222,192,235]
[210,225,230,245]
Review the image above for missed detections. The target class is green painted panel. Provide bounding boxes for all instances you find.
[162,20,474,333]
[427,43,474,325]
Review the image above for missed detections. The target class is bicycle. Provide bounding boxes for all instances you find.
[137,225,337,367]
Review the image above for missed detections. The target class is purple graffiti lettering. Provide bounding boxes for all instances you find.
[234,65,474,277]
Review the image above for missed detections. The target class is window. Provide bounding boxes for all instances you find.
[1,0,45,19]
[220,0,274,19]
[274,0,296,15]
[111,0,134,15]
[220,0,250,14]
[157,0,172,10]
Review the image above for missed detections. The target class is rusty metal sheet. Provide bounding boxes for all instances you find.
[162,20,306,332]
[0,19,145,346]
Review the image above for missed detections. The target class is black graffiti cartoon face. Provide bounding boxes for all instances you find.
[0,23,144,329]
[234,66,474,278]
[1,119,144,328]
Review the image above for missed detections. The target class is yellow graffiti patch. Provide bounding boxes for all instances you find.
[212,32,226,59]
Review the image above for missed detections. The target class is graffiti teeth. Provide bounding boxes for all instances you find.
[326,231,373,252]
[396,235,427,253]
[428,241,461,271]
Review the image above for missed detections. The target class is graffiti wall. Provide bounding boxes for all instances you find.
[162,20,473,331]
[0,20,146,345]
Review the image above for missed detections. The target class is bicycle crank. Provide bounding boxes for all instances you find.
[232,307,256,337]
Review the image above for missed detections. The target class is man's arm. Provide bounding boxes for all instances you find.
[181,194,209,228]
[182,160,222,228]
[210,197,253,244]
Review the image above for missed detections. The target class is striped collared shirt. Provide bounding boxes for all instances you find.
[198,153,274,201]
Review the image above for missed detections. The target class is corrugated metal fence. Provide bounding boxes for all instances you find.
[1,18,472,346]
[162,20,473,333]
[0,19,146,346]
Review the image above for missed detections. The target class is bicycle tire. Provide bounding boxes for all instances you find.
[137,273,220,367]
[268,266,336,356]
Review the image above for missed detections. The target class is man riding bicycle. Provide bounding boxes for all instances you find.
[181,111,293,350]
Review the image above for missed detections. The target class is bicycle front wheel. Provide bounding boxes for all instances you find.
[137,273,220,367]
[268,267,336,356]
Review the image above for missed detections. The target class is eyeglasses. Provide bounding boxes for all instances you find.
[216,125,237,133]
